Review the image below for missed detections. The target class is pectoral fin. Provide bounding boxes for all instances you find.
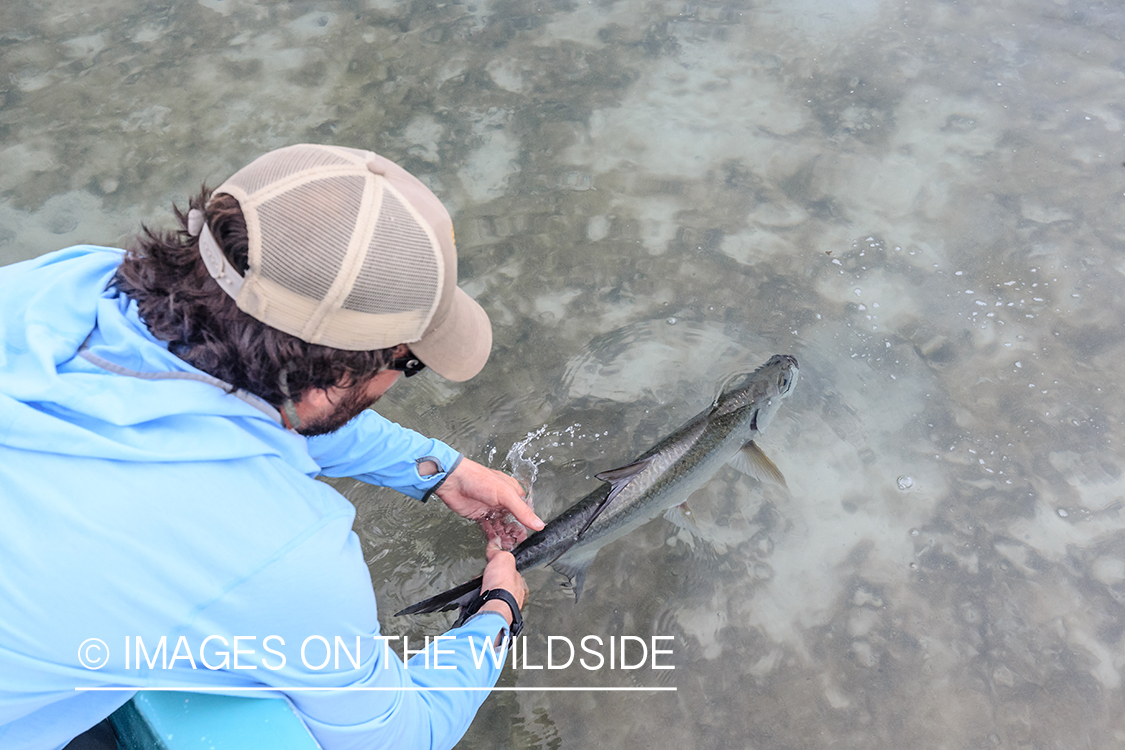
[551,558,592,602]
[729,441,787,488]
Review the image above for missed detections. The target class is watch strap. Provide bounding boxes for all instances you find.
[465,588,524,639]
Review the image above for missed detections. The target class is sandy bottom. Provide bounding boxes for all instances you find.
[4,0,1123,746]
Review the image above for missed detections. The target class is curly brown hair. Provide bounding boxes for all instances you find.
[110,188,393,408]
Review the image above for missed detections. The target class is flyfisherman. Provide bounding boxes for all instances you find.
[0,144,543,750]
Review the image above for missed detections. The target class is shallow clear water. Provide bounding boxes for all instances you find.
[4,0,1124,746]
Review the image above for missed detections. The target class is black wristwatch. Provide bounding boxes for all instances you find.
[465,588,524,639]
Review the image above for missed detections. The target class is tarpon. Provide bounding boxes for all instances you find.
[396,354,799,622]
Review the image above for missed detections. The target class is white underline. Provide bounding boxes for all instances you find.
[75,686,675,692]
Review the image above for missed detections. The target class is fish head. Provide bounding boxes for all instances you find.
[715,354,799,432]
[767,353,800,398]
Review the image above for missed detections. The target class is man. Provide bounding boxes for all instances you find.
[0,144,544,749]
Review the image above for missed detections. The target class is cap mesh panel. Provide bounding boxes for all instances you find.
[255,175,366,300]
[229,145,356,196]
[342,189,440,316]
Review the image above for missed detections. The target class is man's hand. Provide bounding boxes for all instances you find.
[433,458,545,548]
[478,544,529,626]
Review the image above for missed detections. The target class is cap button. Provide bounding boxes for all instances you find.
[366,159,386,176]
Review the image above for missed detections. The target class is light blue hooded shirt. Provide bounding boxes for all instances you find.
[0,246,510,750]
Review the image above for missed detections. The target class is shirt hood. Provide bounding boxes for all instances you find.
[0,245,317,471]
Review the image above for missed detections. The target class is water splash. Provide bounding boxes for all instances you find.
[498,422,599,513]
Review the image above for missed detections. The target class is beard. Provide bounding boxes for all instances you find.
[294,383,381,437]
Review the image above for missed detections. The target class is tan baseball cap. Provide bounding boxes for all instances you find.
[188,143,491,382]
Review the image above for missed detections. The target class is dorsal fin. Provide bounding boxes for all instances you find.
[594,455,657,511]
[594,456,655,489]
[568,455,658,539]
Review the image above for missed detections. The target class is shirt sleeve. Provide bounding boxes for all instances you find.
[183,512,511,750]
[306,410,463,501]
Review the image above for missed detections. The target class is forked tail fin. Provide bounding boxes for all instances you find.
[394,576,483,618]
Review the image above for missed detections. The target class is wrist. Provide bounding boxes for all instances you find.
[480,599,513,625]
[419,453,463,503]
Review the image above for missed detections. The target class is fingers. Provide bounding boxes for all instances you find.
[468,460,544,529]
[481,547,527,609]
[498,489,545,531]
[478,512,529,550]
[438,457,546,531]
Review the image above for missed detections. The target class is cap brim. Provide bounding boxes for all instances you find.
[409,288,492,382]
